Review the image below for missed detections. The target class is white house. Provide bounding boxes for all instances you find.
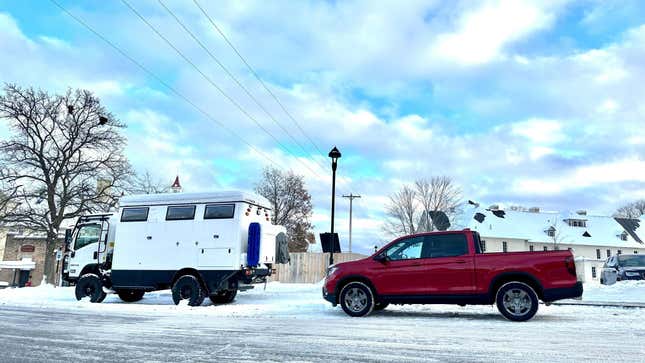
[466,207,645,282]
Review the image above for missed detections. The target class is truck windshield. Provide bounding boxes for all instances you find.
[618,255,645,267]
[75,224,101,250]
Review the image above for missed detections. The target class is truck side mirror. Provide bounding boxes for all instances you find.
[64,229,72,252]
[373,252,389,264]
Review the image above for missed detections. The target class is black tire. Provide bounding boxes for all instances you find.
[171,275,205,307]
[75,273,106,303]
[117,289,145,303]
[373,302,389,311]
[339,281,375,317]
[496,282,539,322]
[209,289,238,304]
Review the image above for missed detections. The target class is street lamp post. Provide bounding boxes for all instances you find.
[328,146,341,266]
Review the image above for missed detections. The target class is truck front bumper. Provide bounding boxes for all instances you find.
[542,281,583,302]
[322,286,337,306]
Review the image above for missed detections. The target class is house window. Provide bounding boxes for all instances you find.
[121,207,149,222]
[502,241,508,253]
[529,245,534,252]
[567,219,587,228]
[606,249,611,257]
[592,267,597,279]
[481,240,486,252]
[543,246,548,251]
[596,249,601,259]
[166,205,196,221]
[620,233,628,241]
[617,250,622,255]
[547,228,555,237]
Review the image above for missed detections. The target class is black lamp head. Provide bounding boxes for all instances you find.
[328,146,341,161]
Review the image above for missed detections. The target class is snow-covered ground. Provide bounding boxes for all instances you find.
[1,282,645,362]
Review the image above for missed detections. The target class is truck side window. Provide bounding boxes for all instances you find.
[424,234,468,258]
[75,224,101,250]
[121,207,149,222]
[385,237,424,260]
[204,204,235,219]
[166,205,196,221]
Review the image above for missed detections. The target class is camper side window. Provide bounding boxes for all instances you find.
[166,205,196,221]
[121,207,149,222]
[204,204,235,219]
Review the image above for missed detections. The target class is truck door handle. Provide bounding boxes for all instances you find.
[93,251,98,260]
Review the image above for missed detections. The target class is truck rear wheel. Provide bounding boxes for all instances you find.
[172,275,205,307]
[339,281,375,317]
[209,289,238,304]
[75,273,106,303]
[117,289,145,303]
[495,282,538,322]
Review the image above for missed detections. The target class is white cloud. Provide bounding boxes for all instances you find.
[511,118,564,144]
[431,0,559,65]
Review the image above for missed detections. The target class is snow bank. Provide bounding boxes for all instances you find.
[580,280,645,304]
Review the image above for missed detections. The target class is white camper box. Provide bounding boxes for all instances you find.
[63,191,288,306]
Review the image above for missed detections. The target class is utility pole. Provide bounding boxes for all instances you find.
[342,194,361,253]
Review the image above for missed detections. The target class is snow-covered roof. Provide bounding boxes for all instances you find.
[119,191,271,209]
[467,207,645,248]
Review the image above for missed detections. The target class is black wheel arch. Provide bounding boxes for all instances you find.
[334,275,378,304]
[79,264,100,277]
[171,268,209,294]
[488,271,544,302]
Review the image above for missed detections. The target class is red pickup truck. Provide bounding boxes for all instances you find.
[323,229,582,321]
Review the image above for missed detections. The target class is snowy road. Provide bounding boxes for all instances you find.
[1,283,645,362]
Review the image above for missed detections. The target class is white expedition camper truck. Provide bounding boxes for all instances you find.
[63,191,289,306]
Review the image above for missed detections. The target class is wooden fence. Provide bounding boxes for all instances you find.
[272,252,367,283]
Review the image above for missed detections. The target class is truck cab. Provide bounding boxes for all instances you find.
[63,213,115,285]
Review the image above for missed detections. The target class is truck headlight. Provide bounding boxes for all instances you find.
[327,265,339,276]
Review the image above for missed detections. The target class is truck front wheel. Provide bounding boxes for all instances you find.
[117,289,145,303]
[339,281,375,317]
[75,273,106,303]
[209,289,237,304]
[172,275,205,306]
[495,282,538,322]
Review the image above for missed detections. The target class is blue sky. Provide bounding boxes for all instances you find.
[1,0,644,253]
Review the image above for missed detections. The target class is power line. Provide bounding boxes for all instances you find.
[48,0,287,172]
[120,0,327,181]
[192,0,327,158]
[158,0,317,165]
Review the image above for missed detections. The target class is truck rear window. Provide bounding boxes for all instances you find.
[204,204,235,219]
[121,207,149,222]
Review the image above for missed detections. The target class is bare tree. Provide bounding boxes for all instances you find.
[0,84,132,281]
[615,200,645,219]
[415,176,462,232]
[255,167,313,252]
[127,170,171,194]
[384,176,462,237]
[383,186,418,236]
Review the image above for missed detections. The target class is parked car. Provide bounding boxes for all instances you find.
[600,255,645,285]
[323,229,582,321]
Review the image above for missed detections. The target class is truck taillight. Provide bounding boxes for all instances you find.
[565,256,576,276]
